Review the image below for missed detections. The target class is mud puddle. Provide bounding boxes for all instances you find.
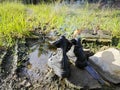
[27,44,52,82]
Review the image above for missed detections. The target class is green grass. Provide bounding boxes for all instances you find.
[0,2,30,47]
[0,2,120,48]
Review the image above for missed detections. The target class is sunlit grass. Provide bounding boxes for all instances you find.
[0,2,30,47]
[0,2,120,48]
[28,3,120,37]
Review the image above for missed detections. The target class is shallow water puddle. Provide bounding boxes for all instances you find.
[28,46,51,79]
[26,39,57,83]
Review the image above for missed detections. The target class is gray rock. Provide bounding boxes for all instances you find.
[67,46,77,61]
[66,46,101,89]
[66,63,101,89]
[89,48,120,84]
[48,48,70,78]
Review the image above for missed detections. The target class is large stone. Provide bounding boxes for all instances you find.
[66,62,102,89]
[89,48,120,84]
[48,48,70,78]
[66,46,102,89]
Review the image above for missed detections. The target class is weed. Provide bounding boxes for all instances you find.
[0,2,120,48]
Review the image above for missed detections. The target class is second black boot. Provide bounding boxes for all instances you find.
[71,38,88,69]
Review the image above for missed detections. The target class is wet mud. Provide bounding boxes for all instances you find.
[0,32,120,90]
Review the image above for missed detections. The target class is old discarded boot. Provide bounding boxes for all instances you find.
[48,36,72,78]
[71,38,88,69]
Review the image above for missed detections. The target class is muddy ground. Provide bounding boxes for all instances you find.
[0,29,120,90]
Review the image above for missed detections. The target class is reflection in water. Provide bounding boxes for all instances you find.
[26,62,32,69]
[15,31,59,86]
[30,41,57,57]
[27,37,57,81]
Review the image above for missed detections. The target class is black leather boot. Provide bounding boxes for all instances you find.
[48,36,72,78]
[71,38,88,69]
